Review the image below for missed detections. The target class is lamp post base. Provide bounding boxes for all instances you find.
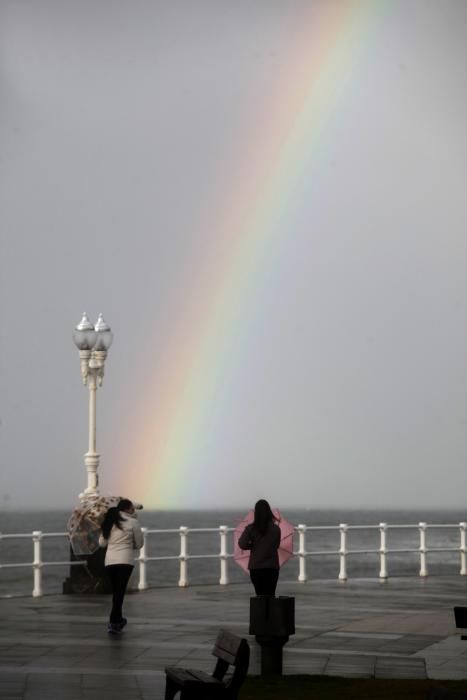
[63,547,112,594]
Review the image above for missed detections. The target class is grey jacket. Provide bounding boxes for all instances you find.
[238,522,281,570]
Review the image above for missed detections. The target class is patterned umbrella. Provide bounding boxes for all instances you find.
[67,495,142,556]
[233,509,295,573]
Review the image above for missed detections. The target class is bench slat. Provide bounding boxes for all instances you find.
[213,630,243,665]
[165,668,198,683]
[185,670,221,684]
[166,667,222,686]
[213,648,236,665]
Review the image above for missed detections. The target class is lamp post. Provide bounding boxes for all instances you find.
[73,312,113,500]
[63,313,114,595]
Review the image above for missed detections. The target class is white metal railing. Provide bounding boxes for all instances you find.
[0,531,85,598]
[1,521,466,597]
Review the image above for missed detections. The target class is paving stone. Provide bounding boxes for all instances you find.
[83,675,138,688]
[375,656,427,679]
[288,654,329,675]
[324,630,402,640]
[2,576,467,695]
[332,638,381,652]
[325,653,376,678]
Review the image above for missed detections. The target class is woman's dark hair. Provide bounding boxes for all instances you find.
[117,498,133,512]
[101,500,134,539]
[252,499,276,535]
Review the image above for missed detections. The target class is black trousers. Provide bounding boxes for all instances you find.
[106,564,134,624]
[250,568,279,596]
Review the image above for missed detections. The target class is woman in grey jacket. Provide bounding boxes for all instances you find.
[99,499,143,634]
[238,499,281,596]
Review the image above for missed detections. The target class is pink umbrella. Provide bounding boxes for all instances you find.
[233,509,295,573]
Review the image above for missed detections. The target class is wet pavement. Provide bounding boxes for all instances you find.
[1,576,467,698]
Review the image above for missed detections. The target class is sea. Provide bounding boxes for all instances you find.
[1,509,466,598]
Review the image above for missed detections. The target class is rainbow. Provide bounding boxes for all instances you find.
[117,0,388,508]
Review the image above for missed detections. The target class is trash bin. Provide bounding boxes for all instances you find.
[249,596,295,675]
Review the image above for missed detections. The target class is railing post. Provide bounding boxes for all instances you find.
[219,525,229,585]
[379,522,388,580]
[419,522,428,577]
[138,527,148,590]
[297,524,307,582]
[178,526,188,587]
[32,531,43,597]
[338,524,347,581]
[460,522,467,576]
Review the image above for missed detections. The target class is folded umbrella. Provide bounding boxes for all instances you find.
[67,495,142,556]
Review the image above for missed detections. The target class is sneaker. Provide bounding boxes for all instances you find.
[107,623,121,635]
[118,618,127,631]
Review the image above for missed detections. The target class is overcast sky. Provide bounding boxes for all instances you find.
[1,0,467,511]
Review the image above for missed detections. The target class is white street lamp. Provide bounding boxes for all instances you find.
[73,312,113,500]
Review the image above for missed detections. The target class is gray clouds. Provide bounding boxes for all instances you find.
[1,0,467,510]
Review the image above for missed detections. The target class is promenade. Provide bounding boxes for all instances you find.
[1,576,467,699]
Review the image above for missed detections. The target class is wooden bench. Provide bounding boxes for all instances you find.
[164,629,250,700]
